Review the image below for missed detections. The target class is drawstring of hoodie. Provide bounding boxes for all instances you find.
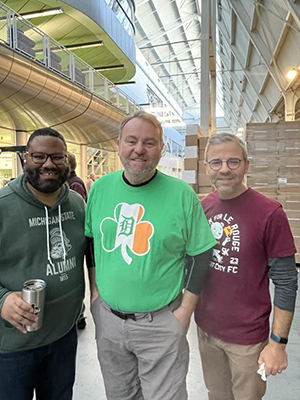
[44,206,54,268]
[44,205,67,266]
[58,205,67,262]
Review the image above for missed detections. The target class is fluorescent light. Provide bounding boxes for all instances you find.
[35,41,104,55]
[115,81,136,85]
[65,41,104,51]
[95,65,125,71]
[20,7,63,20]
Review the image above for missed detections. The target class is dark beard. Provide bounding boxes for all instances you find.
[24,165,70,193]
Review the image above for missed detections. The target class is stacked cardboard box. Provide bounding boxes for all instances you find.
[182,125,214,198]
[182,125,202,193]
[246,123,278,198]
[198,137,214,195]
[246,121,300,263]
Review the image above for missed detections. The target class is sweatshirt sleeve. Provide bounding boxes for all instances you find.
[0,288,12,315]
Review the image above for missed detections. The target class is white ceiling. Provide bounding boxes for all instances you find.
[134,0,202,124]
[134,0,300,133]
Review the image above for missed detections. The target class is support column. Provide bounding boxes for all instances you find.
[284,90,299,121]
[210,0,217,136]
[16,130,27,176]
[201,0,210,137]
[210,75,217,135]
[80,144,87,182]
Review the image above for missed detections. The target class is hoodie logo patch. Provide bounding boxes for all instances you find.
[46,227,76,281]
[50,227,72,259]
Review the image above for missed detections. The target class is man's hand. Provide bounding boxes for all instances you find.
[1,292,38,334]
[88,267,99,304]
[90,289,99,304]
[173,290,199,333]
[258,341,288,376]
[173,306,191,333]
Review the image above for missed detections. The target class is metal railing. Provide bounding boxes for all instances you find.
[0,2,139,115]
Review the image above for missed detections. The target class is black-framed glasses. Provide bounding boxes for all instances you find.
[26,152,67,165]
[207,158,244,171]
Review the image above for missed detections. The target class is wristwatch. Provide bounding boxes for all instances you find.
[270,332,288,344]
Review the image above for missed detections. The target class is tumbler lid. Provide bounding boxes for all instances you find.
[23,279,46,291]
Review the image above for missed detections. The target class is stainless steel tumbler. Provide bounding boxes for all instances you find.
[22,279,46,332]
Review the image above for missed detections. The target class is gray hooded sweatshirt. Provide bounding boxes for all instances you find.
[0,174,86,353]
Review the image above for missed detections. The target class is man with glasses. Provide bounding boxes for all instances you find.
[0,128,89,400]
[195,133,298,400]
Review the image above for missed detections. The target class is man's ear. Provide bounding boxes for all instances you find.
[245,159,250,174]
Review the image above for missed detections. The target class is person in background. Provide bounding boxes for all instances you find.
[85,111,216,400]
[86,173,96,193]
[0,128,89,400]
[67,152,88,330]
[67,153,87,202]
[195,133,298,400]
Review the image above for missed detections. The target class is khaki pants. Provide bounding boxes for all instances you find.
[91,296,189,400]
[197,327,267,400]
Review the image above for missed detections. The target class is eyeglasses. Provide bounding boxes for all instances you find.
[207,158,244,171]
[26,152,67,165]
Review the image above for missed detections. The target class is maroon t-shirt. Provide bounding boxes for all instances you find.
[195,188,296,345]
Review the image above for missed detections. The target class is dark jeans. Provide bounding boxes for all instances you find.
[0,325,77,400]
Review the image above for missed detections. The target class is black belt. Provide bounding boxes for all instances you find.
[109,292,183,322]
[110,308,136,321]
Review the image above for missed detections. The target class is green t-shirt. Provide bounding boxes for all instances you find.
[85,171,215,312]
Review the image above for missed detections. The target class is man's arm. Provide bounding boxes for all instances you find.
[184,250,212,295]
[85,237,95,269]
[173,249,213,331]
[258,306,293,376]
[258,256,298,376]
[85,237,99,303]
[88,267,99,303]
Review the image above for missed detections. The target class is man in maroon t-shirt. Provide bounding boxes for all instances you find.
[195,133,298,400]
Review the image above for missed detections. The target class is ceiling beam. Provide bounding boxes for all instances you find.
[230,8,236,45]
[230,0,287,92]
[271,12,294,65]
[217,70,254,123]
[217,16,271,116]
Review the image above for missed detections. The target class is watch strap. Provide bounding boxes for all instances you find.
[270,332,288,344]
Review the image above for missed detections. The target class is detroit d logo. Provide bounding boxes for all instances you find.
[50,227,72,259]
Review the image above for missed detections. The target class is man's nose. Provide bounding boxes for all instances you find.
[134,142,146,154]
[42,155,56,168]
[219,161,230,173]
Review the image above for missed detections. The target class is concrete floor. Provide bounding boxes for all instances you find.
[74,280,300,400]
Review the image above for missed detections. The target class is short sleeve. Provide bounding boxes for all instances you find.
[85,187,94,238]
[265,207,296,258]
[185,196,216,256]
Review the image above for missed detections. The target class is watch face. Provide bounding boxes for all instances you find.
[279,337,288,344]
